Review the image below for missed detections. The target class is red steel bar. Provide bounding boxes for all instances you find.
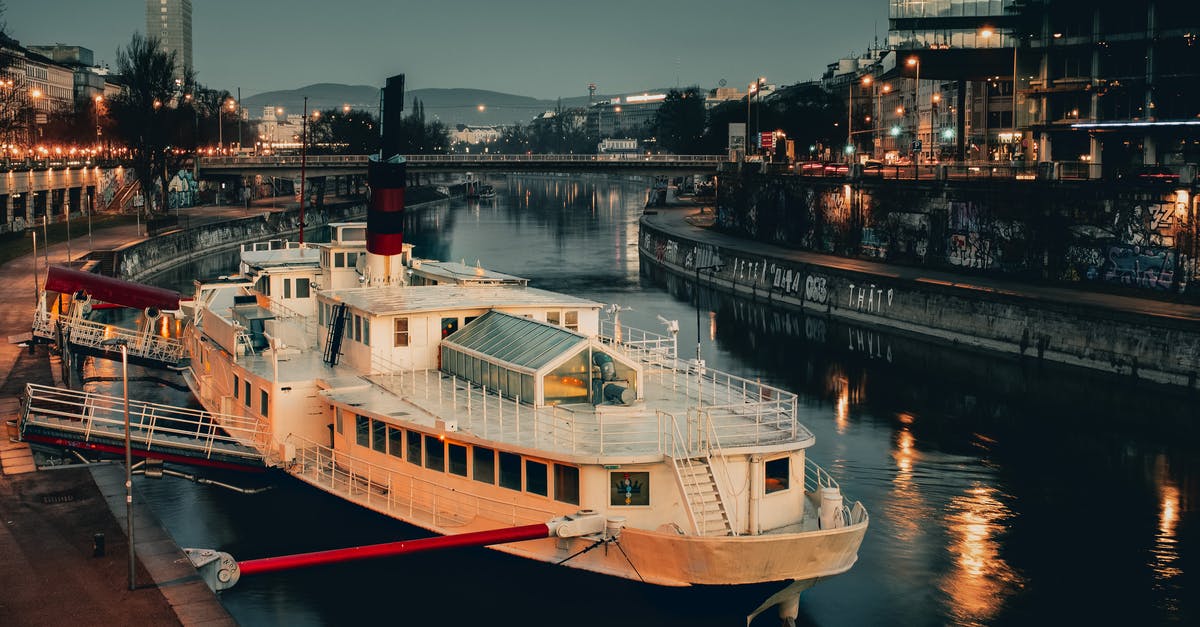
[237,523,551,576]
[44,265,180,311]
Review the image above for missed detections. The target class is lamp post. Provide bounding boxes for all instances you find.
[907,56,920,168]
[694,263,723,365]
[878,84,890,159]
[100,337,135,591]
[746,82,756,155]
[755,77,766,155]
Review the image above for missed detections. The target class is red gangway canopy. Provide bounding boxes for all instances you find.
[44,265,181,311]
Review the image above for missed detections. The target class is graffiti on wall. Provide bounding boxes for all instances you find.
[1101,245,1177,290]
[1064,198,1187,291]
[805,275,828,304]
[846,283,894,314]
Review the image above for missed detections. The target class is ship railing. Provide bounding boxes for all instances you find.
[256,294,318,347]
[32,308,56,338]
[663,410,705,535]
[285,434,563,529]
[598,321,677,369]
[241,239,308,253]
[695,408,740,533]
[53,314,185,365]
[803,457,869,528]
[21,383,270,462]
[670,361,802,447]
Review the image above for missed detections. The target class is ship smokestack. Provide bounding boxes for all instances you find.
[365,74,407,285]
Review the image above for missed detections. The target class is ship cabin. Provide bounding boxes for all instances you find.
[239,243,321,319]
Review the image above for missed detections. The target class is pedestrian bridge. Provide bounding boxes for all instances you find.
[198,153,727,177]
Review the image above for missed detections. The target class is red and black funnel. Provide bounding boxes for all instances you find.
[367,74,407,257]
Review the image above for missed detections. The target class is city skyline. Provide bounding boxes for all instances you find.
[7,0,883,99]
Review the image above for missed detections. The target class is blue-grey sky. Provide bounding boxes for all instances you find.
[8,0,885,98]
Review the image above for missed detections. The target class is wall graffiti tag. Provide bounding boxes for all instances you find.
[846,283,894,313]
[805,275,828,304]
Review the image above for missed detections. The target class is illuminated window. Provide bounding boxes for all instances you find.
[611,471,649,506]
[765,457,790,493]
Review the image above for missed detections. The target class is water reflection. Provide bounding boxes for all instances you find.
[939,484,1022,626]
[1151,453,1183,612]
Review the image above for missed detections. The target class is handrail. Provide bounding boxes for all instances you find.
[36,311,185,364]
[662,410,704,535]
[199,154,728,168]
[804,457,868,527]
[285,433,562,529]
[21,383,269,462]
[698,409,739,535]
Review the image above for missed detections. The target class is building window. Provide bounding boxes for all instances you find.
[355,414,370,447]
[354,315,362,342]
[363,318,370,346]
[473,446,495,483]
[565,311,578,331]
[283,278,292,299]
[547,311,560,326]
[555,464,580,505]
[611,471,649,506]
[372,420,386,453]
[346,252,358,269]
[244,381,251,407]
[296,278,310,298]
[334,252,345,267]
[448,443,467,477]
[406,429,422,465]
[424,434,444,471]
[765,457,790,494]
[394,317,409,346]
[525,460,548,496]
[387,427,403,458]
[233,374,239,399]
[498,451,521,491]
[335,408,343,434]
[259,389,268,416]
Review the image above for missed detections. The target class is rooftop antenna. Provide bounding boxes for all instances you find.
[588,83,597,105]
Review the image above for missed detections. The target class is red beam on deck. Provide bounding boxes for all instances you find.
[44,265,181,311]
[237,523,551,576]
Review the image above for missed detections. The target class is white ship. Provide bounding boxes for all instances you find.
[176,75,867,624]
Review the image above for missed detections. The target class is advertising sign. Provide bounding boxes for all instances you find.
[728,123,746,151]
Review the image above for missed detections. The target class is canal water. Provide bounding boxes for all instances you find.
[81,173,1196,626]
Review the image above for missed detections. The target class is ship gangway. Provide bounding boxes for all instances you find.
[18,383,272,471]
[31,265,187,370]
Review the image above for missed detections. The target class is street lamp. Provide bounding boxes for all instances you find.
[878,84,891,158]
[694,263,723,365]
[746,81,757,155]
[99,337,135,591]
[907,56,920,167]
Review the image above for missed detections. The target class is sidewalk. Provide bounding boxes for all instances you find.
[644,204,1200,324]
[0,203,246,626]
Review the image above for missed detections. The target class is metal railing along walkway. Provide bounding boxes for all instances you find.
[33,309,185,367]
[19,383,270,469]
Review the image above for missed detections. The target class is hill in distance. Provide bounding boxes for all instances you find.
[240,83,672,126]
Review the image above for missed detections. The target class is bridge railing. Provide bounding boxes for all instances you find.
[199,154,728,168]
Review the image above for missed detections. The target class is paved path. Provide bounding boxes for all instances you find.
[643,205,1200,324]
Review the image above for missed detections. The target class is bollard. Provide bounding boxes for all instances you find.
[93,532,106,557]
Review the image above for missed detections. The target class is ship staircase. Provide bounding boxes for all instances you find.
[17,383,272,471]
[32,265,187,370]
[323,303,348,365]
[664,410,737,537]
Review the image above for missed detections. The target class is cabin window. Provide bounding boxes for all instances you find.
[283,278,292,299]
[354,315,362,342]
[319,303,325,326]
[765,457,790,494]
[346,252,359,269]
[565,311,578,331]
[406,429,422,465]
[372,420,387,453]
[441,317,459,338]
[259,389,268,416]
[334,252,345,267]
[362,319,370,346]
[473,446,495,483]
[321,250,329,268]
[394,318,409,347]
[525,460,548,496]
[424,435,445,472]
[547,311,560,326]
[555,464,580,505]
[255,275,270,296]
[611,471,650,507]
[498,451,522,491]
[355,415,370,447]
[448,443,467,477]
[464,316,478,326]
[296,278,311,298]
[233,375,239,399]
[243,381,251,407]
[387,427,403,458]
[335,409,343,434]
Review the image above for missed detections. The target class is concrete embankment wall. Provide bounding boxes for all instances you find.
[116,201,366,281]
[641,220,1200,389]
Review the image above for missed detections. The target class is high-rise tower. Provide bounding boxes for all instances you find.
[146,0,192,82]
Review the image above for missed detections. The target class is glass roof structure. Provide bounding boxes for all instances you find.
[442,310,585,372]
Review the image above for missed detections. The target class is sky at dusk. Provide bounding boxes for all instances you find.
[7,0,885,98]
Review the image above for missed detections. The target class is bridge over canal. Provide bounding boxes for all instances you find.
[197,154,727,179]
